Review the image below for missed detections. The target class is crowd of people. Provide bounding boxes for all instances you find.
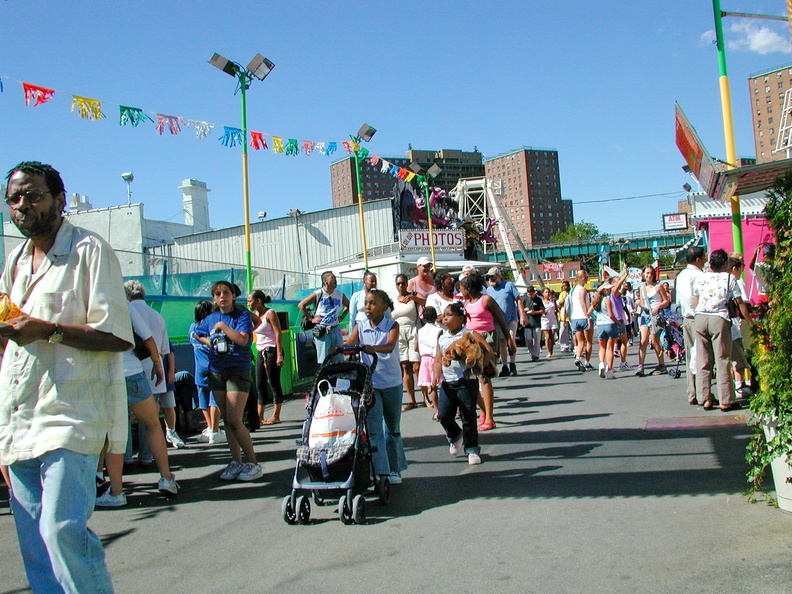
[0,160,766,593]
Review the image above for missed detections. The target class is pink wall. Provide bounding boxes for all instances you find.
[699,216,775,304]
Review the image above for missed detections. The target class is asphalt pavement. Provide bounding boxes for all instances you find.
[1,345,790,593]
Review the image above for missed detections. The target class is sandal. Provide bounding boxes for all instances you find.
[262,418,281,425]
[703,399,714,410]
[402,403,417,412]
[720,402,743,412]
[478,421,496,431]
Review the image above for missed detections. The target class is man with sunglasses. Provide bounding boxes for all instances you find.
[0,162,133,592]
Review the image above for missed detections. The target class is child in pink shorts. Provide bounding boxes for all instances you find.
[416,306,442,418]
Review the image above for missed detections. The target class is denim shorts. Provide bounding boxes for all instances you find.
[596,323,621,340]
[571,318,589,332]
[208,368,252,394]
[125,371,153,405]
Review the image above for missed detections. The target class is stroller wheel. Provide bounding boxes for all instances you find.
[338,495,354,525]
[296,495,311,525]
[282,496,298,525]
[352,494,367,525]
[376,475,390,505]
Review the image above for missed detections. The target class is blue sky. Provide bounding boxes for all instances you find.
[1,0,790,236]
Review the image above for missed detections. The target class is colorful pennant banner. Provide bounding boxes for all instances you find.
[1,75,362,158]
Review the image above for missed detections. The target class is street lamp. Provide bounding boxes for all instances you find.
[209,51,275,291]
[121,172,134,206]
[410,162,442,273]
[351,123,376,269]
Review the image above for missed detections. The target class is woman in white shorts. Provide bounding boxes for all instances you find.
[540,287,558,358]
[393,274,422,410]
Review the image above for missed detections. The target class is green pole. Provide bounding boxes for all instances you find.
[421,177,437,273]
[353,146,369,270]
[240,72,253,291]
[712,0,744,255]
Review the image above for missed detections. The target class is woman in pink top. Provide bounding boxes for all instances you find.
[247,290,284,425]
[458,274,510,431]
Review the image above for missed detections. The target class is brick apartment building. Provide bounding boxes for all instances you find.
[483,147,574,246]
[749,62,792,163]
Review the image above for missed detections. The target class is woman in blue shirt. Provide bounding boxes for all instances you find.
[194,281,262,482]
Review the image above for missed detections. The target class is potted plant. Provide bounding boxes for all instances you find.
[746,170,792,510]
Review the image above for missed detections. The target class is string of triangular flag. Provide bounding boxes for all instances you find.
[366,154,419,183]
[1,76,352,157]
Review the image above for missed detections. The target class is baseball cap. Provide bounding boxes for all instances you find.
[416,256,432,267]
[599,282,614,291]
[486,266,500,277]
[525,285,536,292]
[462,264,476,273]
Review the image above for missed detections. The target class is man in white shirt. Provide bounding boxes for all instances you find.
[0,161,133,592]
[675,247,705,405]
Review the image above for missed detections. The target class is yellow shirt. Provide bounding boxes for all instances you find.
[557,290,569,322]
[0,219,133,463]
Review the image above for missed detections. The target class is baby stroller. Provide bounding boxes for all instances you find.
[659,314,686,379]
[282,346,389,526]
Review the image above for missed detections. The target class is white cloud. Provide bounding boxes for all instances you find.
[700,29,716,46]
[727,22,790,55]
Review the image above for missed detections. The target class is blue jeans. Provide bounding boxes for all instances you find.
[9,449,114,593]
[314,325,343,365]
[366,384,408,475]
[438,379,481,455]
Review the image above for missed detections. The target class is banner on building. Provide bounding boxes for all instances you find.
[541,262,564,272]
[399,229,465,251]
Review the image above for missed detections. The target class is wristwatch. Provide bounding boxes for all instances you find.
[48,323,64,344]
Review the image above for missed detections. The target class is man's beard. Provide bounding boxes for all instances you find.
[13,204,61,240]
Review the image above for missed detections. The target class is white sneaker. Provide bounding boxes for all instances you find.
[157,476,179,496]
[598,362,606,378]
[388,472,403,485]
[209,430,227,445]
[449,434,463,456]
[468,453,482,465]
[605,369,615,380]
[166,429,186,449]
[96,490,127,507]
[197,428,211,443]
[237,462,263,481]
[619,362,632,371]
[220,461,243,481]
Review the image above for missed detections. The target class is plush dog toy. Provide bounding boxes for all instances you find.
[442,331,490,375]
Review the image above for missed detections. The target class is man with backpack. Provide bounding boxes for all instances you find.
[299,271,349,364]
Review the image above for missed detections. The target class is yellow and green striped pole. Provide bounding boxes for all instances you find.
[712,0,744,255]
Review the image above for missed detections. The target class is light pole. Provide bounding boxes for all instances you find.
[209,52,275,291]
[121,172,134,206]
[410,162,442,273]
[289,208,304,276]
[351,123,376,270]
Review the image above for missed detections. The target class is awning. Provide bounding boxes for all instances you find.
[711,158,792,202]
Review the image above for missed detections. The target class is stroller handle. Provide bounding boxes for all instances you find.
[323,345,378,370]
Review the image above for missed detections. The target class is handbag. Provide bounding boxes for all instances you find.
[300,314,316,332]
[307,380,357,449]
[132,331,150,360]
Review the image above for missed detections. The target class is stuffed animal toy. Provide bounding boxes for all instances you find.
[442,331,490,375]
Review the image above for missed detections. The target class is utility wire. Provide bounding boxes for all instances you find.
[572,191,686,205]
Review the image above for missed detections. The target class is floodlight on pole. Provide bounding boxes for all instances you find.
[351,123,376,269]
[121,172,134,206]
[208,51,275,292]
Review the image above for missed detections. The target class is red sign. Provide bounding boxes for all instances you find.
[675,103,718,197]
[399,229,465,251]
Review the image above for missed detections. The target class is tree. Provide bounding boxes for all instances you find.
[550,221,609,244]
